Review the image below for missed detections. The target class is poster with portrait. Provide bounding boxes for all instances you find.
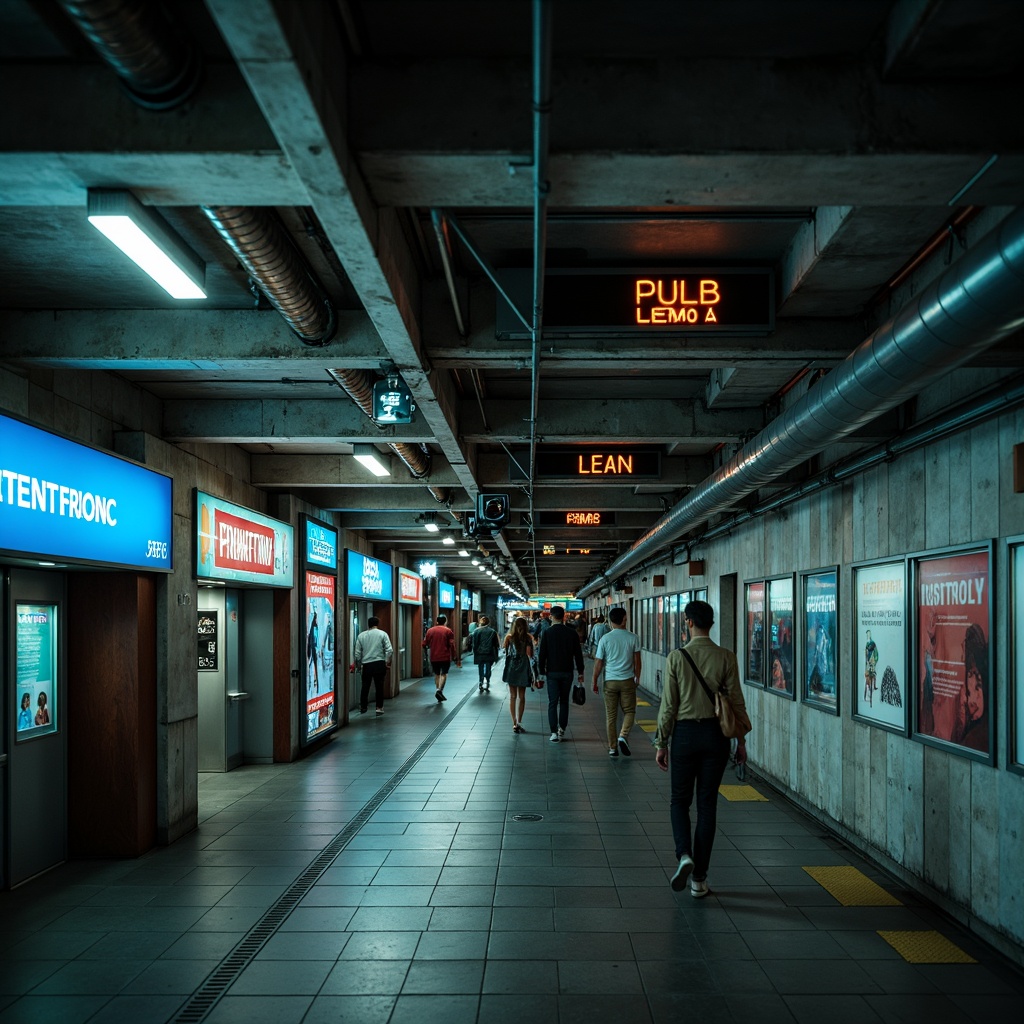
[744,580,765,686]
[913,545,993,763]
[304,569,336,742]
[801,568,838,713]
[853,559,907,733]
[767,575,795,698]
[1011,538,1024,775]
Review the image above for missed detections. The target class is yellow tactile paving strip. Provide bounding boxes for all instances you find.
[637,722,657,733]
[803,865,903,906]
[719,784,768,801]
[878,930,977,963]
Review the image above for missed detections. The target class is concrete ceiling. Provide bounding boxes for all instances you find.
[1,0,1022,598]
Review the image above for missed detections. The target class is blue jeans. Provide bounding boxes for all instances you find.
[545,671,573,732]
[477,659,494,684]
[669,719,730,880]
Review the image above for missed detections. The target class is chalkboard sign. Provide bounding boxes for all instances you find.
[198,610,218,671]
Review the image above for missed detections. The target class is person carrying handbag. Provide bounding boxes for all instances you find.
[654,599,748,899]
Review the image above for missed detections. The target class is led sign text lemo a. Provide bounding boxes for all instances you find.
[635,277,721,325]
[566,511,602,525]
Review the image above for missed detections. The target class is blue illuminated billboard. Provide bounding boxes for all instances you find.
[305,517,338,570]
[196,492,294,587]
[438,581,455,608]
[0,413,172,571]
[346,550,393,600]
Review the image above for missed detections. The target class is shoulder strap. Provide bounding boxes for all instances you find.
[680,648,717,705]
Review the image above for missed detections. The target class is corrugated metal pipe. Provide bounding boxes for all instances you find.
[201,206,336,347]
[578,205,1024,598]
[57,0,201,109]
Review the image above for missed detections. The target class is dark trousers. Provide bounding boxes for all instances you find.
[545,671,573,732]
[477,659,494,683]
[669,719,730,879]
[359,661,387,711]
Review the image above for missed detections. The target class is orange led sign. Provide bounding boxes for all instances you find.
[565,511,602,525]
[534,450,660,478]
[495,268,773,336]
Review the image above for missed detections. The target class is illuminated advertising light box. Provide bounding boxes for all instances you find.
[0,412,172,571]
[438,581,455,608]
[15,603,58,742]
[460,589,471,606]
[398,567,422,605]
[305,517,338,570]
[196,491,294,587]
[303,569,336,744]
[496,267,773,336]
[346,550,393,600]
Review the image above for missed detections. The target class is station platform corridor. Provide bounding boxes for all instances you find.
[1,662,1021,1024]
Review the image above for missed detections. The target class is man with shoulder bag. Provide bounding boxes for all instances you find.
[654,599,750,899]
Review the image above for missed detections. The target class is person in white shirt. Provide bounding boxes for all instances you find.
[353,616,394,715]
[592,607,642,757]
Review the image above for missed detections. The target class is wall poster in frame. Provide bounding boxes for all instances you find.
[852,558,908,734]
[911,543,994,764]
[800,566,839,714]
[744,579,765,686]
[766,574,796,698]
[1009,535,1024,776]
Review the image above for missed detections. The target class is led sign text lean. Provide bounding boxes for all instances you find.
[579,454,633,475]
[635,278,720,325]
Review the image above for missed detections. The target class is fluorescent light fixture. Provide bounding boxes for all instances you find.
[87,189,206,299]
[458,549,469,556]
[471,559,480,565]
[442,536,456,545]
[424,521,440,533]
[352,443,391,477]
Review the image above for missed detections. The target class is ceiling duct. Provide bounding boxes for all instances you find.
[201,206,336,347]
[579,205,1024,598]
[57,0,201,109]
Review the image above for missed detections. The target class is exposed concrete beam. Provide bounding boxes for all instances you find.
[162,399,434,444]
[0,310,386,370]
[251,453,463,488]
[205,0,477,497]
[461,400,762,445]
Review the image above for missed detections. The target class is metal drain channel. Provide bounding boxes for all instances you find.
[171,687,476,1023]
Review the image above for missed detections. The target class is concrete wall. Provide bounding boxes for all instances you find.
[626,378,1024,964]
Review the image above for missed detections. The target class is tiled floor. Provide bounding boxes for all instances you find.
[1,664,1021,1023]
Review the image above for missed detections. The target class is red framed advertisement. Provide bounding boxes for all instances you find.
[912,543,994,764]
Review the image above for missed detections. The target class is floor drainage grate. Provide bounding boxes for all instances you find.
[511,813,544,822]
[170,686,477,1023]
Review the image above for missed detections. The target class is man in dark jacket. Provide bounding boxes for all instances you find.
[537,605,585,742]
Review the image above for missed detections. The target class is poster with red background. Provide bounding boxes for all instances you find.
[915,548,991,758]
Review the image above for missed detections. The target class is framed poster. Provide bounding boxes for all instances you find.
[800,567,839,714]
[852,558,908,733]
[1010,536,1024,776]
[767,575,796,698]
[744,580,765,686]
[912,544,993,764]
[15,603,58,740]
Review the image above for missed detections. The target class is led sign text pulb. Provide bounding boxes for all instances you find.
[496,268,773,335]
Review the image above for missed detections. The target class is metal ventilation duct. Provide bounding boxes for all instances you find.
[57,0,201,109]
[201,206,336,347]
[578,205,1024,598]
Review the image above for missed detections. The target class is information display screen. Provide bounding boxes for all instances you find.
[16,603,58,741]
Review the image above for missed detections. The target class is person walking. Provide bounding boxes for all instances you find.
[655,599,748,899]
[503,616,535,733]
[422,614,458,702]
[592,607,641,757]
[353,615,393,715]
[470,615,500,691]
[537,605,584,742]
[588,614,609,656]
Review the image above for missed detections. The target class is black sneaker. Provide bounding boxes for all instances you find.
[435,689,443,702]
[438,691,447,701]
[617,737,631,757]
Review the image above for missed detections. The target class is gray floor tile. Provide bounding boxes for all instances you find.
[277,906,357,931]
[0,995,109,1024]
[255,931,350,961]
[402,958,484,994]
[320,959,410,995]
[120,959,219,995]
[228,958,334,996]
[414,930,488,960]
[388,994,481,1024]
[80,994,184,1024]
[339,932,421,960]
[302,995,396,1024]
[204,995,313,1024]
[160,931,245,960]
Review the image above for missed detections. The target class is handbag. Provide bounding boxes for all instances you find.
[680,649,752,739]
[572,681,587,706]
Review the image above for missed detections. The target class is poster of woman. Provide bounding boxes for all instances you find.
[853,559,907,733]
[801,568,838,713]
[914,546,993,762]
[767,575,795,698]
[744,580,765,685]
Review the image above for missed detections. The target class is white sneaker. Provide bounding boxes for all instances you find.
[670,855,694,892]
[550,732,559,742]
[690,877,709,899]
[557,727,564,737]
